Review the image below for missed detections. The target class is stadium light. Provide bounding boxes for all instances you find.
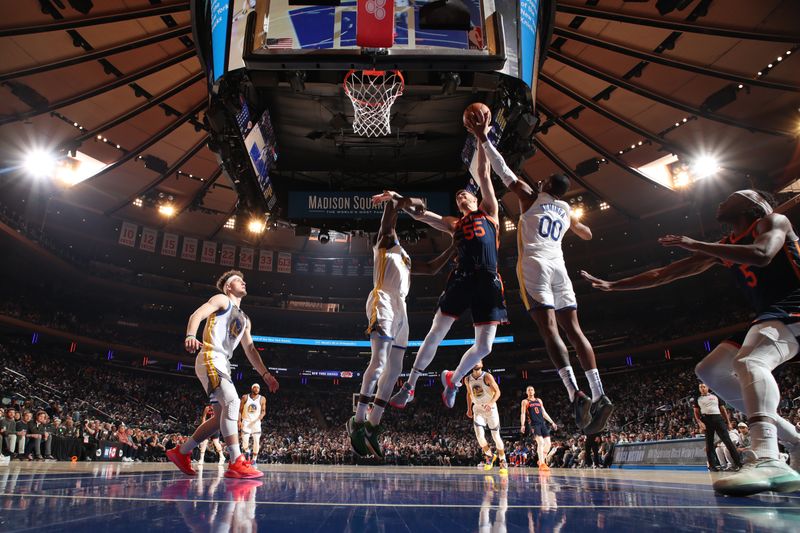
[24,150,56,178]
[691,156,720,179]
[158,204,176,217]
[572,206,585,220]
[248,218,266,233]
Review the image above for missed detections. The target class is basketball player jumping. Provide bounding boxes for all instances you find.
[348,191,456,458]
[465,361,508,474]
[390,106,509,410]
[469,111,613,434]
[239,384,266,463]
[582,189,800,496]
[167,270,278,479]
[520,386,558,470]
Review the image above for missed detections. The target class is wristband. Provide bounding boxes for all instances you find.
[185,334,196,340]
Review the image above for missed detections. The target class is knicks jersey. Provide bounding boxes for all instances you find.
[518,193,571,261]
[527,398,546,424]
[466,372,494,406]
[243,394,262,422]
[453,210,499,272]
[372,242,411,301]
[202,301,248,359]
[719,219,800,322]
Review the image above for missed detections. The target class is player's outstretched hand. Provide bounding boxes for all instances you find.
[466,109,491,138]
[658,234,699,250]
[371,191,394,205]
[264,373,279,393]
[185,336,202,353]
[580,270,615,291]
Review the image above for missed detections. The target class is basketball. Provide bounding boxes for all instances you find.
[463,102,490,129]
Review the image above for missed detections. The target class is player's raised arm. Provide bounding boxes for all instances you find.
[569,216,593,241]
[471,134,499,220]
[371,191,400,248]
[580,253,718,291]
[241,322,279,393]
[184,293,229,352]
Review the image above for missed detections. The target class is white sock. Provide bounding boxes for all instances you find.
[407,368,423,389]
[367,404,385,426]
[584,368,604,402]
[750,421,779,460]
[355,402,370,422]
[228,444,242,463]
[558,366,578,402]
[179,437,198,455]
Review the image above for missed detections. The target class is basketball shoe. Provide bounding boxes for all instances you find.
[346,416,370,457]
[224,455,263,479]
[389,383,415,409]
[584,395,614,434]
[482,452,497,471]
[572,391,592,430]
[363,422,384,459]
[713,457,800,496]
[166,447,196,476]
[441,370,459,408]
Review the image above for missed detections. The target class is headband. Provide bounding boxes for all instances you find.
[732,189,773,215]
[251,383,260,389]
[224,275,243,292]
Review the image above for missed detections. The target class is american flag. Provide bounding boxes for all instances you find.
[266,38,294,49]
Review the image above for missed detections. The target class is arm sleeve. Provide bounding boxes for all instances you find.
[482,140,518,187]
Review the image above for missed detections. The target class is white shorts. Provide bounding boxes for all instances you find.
[473,403,500,431]
[241,420,262,435]
[195,351,233,400]
[366,292,409,348]
[517,255,577,311]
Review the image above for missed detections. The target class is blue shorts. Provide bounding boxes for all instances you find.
[437,270,509,325]
[529,422,551,438]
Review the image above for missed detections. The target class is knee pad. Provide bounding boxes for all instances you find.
[227,397,241,421]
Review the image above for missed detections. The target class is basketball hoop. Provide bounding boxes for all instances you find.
[343,70,404,137]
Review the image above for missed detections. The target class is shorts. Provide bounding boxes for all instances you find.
[529,421,551,438]
[195,350,233,401]
[241,420,262,435]
[366,292,410,348]
[438,270,509,325]
[517,255,577,311]
[473,403,500,431]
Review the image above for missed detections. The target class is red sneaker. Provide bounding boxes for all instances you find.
[166,448,196,476]
[224,455,264,479]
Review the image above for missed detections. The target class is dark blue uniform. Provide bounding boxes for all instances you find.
[526,398,550,437]
[438,210,509,325]
[719,219,800,325]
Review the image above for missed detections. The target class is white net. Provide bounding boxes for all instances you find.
[343,70,404,137]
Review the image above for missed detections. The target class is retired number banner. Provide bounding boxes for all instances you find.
[239,247,254,270]
[258,250,273,272]
[201,241,217,264]
[139,227,157,253]
[181,237,198,261]
[118,221,137,247]
[161,233,179,257]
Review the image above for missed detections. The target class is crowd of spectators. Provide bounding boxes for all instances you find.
[2,338,798,468]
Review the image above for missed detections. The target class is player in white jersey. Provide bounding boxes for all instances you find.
[465,362,508,474]
[239,384,266,463]
[470,111,613,435]
[167,270,279,479]
[348,191,456,458]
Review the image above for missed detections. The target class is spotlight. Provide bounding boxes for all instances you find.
[692,156,720,179]
[572,207,585,220]
[248,218,266,234]
[133,198,143,207]
[24,150,56,178]
[158,204,176,217]
[318,228,330,244]
[224,217,236,230]
[599,201,610,211]
[673,170,690,189]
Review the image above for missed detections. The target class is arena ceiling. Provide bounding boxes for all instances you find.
[0,0,798,242]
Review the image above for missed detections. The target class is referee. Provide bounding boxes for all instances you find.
[692,382,742,471]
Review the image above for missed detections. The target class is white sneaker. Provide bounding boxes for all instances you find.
[713,457,800,496]
[0,455,10,465]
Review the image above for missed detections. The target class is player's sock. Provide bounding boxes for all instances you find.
[355,395,374,423]
[750,421,779,460]
[227,444,242,463]
[584,368,604,403]
[407,367,424,389]
[179,437,199,455]
[558,366,578,402]
[367,398,387,426]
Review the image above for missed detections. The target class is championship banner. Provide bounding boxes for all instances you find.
[356,0,395,48]
[201,241,218,264]
[277,252,292,273]
[613,438,707,468]
[258,250,273,272]
[295,255,309,274]
[118,221,137,247]
[288,191,451,219]
[161,233,179,257]
[239,247,254,270]
[220,244,236,267]
[181,237,198,261]
[139,227,158,253]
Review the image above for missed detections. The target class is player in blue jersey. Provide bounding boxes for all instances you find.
[581,189,800,496]
[390,106,508,410]
[520,386,558,470]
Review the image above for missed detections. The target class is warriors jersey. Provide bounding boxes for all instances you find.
[719,218,800,323]
[243,394,262,423]
[453,210,499,272]
[202,300,248,359]
[372,241,411,301]
[518,193,571,261]
[466,371,495,406]
[526,398,546,424]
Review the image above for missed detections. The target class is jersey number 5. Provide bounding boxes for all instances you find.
[463,219,486,240]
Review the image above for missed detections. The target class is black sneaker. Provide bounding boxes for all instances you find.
[363,422,384,459]
[346,416,370,458]
[584,395,614,434]
[572,391,592,429]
